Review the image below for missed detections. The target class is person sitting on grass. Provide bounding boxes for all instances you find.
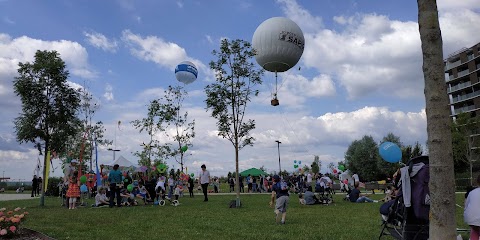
[135,182,151,204]
[121,188,137,206]
[349,182,378,203]
[303,186,322,205]
[94,188,109,207]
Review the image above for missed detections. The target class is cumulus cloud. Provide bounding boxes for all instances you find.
[121,29,213,81]
[84,31,118,52]
[275,0,323,33]
[277,0,480,100]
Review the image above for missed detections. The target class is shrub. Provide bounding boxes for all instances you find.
[0,207,28,238]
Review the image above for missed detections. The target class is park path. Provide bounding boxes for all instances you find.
[0,194,36,201]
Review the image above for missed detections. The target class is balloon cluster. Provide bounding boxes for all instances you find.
[293,160,302,169]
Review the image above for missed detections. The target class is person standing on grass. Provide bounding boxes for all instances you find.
[198,164,210,202]
[464,174,480,240]
[66,171,80,209]
[108,164,123,208]
[270,175,289,224]
[187,176,194,197]
[37,177,42,195]
[167,175,175,199]
[31,175,38,197]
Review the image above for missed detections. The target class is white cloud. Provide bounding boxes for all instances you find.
[176,1,183,8]
[437,0,480,10]
[276,1,480,100]
[205,35,213,44]
[121,29,213,81]
[104,83,114,101]
[3,16,14,24]
[275,0,323,33]
[84,31,118,53]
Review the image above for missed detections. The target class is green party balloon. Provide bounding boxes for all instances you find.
[338,165,345,171]
[80,175,87,184]
[181,146,188,152]
[127,184,133,192]
[157,163,167,173]
[190,173,194,177]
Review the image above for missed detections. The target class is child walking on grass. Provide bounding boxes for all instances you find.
[269,175,289,224]
[66,170,80,209]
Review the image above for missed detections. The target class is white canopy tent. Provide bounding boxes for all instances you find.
[107,156,137,168]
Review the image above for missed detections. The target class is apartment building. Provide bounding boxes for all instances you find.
[445,42,480,117]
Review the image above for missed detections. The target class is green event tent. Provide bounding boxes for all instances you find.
[240,168,268,177]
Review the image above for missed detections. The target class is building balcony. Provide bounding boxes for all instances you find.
[448,81,472,93]
[453,105,478,115]
[451,91,480,104]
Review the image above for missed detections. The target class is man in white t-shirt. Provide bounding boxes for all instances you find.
[307,172,313,188]
[198,164,211,202]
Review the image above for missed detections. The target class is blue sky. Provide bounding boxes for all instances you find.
[1,0,479,181]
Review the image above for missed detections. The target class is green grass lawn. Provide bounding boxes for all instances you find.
[0,193,470,240]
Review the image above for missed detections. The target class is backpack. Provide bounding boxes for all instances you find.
[405,156,430,221]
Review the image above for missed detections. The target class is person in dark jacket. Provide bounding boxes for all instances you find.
[31,175,38,197]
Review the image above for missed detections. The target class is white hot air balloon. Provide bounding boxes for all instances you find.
[175,61,198,84]
[252,17,305,106]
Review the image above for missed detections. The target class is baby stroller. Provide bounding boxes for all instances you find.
[379,156,430,240]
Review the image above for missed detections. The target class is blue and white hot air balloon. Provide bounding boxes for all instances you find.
[175,61,198,84]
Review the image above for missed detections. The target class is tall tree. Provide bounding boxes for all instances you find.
[205,39,263,207]
[344,135,379,181]
[311,155,321,174]
[13,50,81,206]
[417,0,456,238]
[162,85,195,172]
[131,99,170,167]
[402,141,424,164]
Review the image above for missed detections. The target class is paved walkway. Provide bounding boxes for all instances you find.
[0,194,37,201]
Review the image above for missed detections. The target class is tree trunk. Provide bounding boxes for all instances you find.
[235,144,241,207]
[40,140,49,207]
[417,0,456,239]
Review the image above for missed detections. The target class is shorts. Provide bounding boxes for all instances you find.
[275,195,289,213]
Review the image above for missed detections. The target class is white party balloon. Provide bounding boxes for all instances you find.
[252,17,305,72]
[175,61,198,84]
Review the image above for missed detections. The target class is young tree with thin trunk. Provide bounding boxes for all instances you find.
[13,50,81,206]
[417,0,456,238]
[205,39,263,207]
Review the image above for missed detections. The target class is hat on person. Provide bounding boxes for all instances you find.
[70,159,78,164]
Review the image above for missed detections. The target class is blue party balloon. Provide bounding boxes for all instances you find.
[299,161,302,164]
[379,142,402,163]
[80,184,88,193]
[294,160,297,163]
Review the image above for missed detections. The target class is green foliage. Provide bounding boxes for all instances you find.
[13,50,81,155]
[451,112,480,172]
[401,141,423,164]
[345,135,379,181]
[205,39,263,206]
[162,85,195,171]
[132,85,195,170]
[131,98,171,167]
[311,155,320,174]
[205,39,263,150]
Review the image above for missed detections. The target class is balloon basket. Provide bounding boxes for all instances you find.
[271,98,279,106]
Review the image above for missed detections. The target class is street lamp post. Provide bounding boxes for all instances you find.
[107,148,120,162]
[275,140,282,174]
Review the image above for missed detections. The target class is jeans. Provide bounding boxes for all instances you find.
[109,183,121,207]
[356,196,374,203]
[252,183,257,193]
[168,186,174,199]
[201,183,208,201]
